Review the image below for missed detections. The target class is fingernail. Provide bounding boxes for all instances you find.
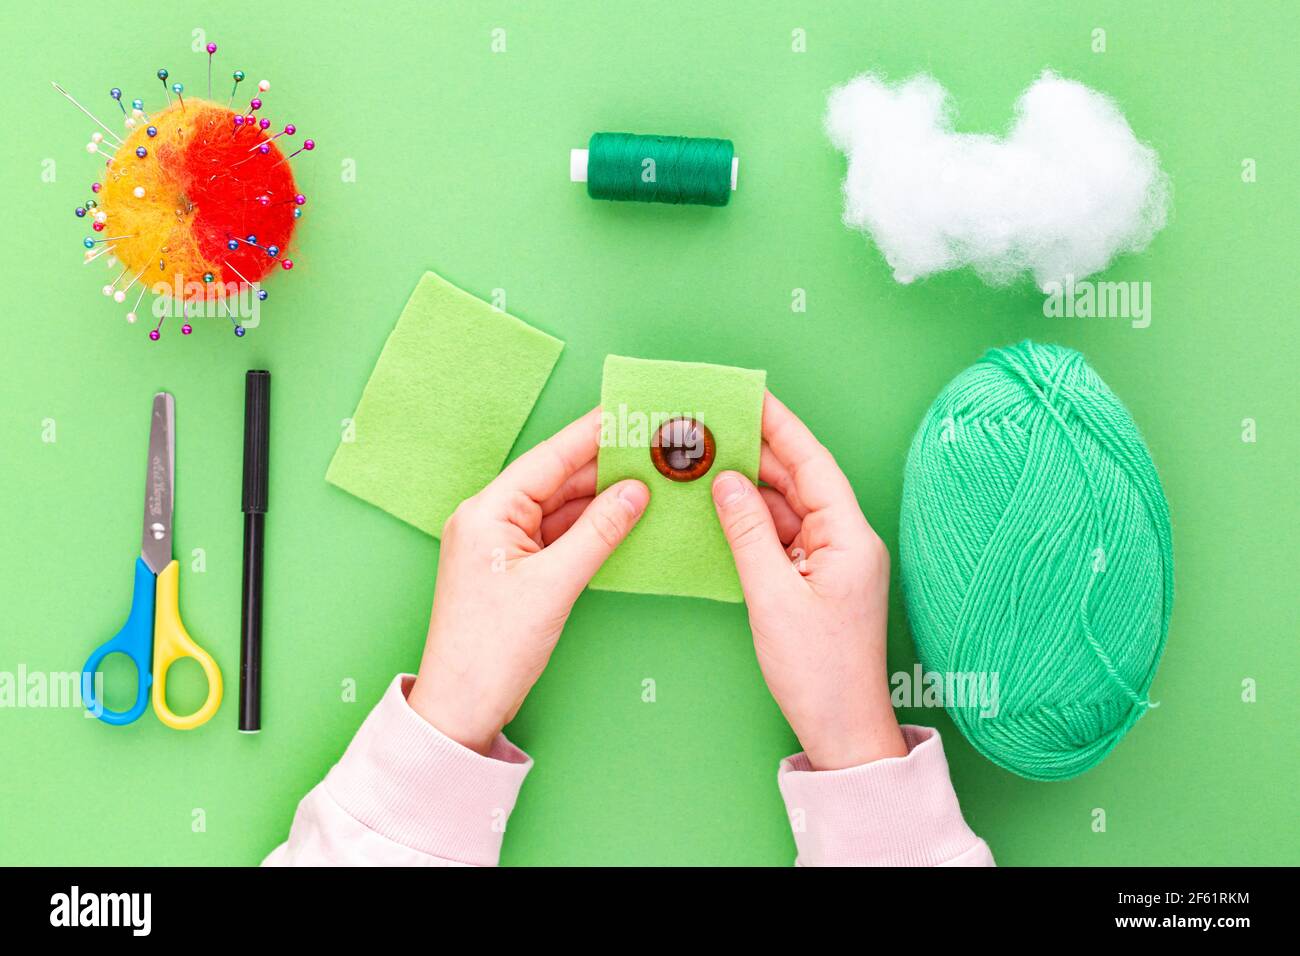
[618,481,649,516]
[712,473,745,506]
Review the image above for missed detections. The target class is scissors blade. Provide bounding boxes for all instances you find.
[140,392,175,574]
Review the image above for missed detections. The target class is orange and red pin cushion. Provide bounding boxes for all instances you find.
[56,39,314,340]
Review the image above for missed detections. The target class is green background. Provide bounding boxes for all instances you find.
[2,0,1296,866]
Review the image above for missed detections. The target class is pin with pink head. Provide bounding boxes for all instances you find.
[206,42,217,99]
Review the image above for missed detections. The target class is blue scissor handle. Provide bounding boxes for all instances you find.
[82,557,155,726]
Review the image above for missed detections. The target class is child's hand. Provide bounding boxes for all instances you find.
[408,409,649,754]
[711,392,908,770]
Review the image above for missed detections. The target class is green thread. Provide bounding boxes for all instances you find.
[899,341,1174,782]
[587,132,733,206]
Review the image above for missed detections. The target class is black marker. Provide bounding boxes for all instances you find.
[239,370,270,733]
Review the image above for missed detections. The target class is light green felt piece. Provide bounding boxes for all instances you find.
[326,271,564,537]
[591,355,766,603]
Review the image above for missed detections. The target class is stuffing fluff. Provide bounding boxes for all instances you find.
[825,70,1170,290]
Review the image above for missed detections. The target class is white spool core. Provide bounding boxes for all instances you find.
[569,148,739,190]
[570,148,589,183]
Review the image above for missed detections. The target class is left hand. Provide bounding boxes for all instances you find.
[408,408,649,754]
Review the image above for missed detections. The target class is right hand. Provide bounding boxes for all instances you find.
[711,392,908,771]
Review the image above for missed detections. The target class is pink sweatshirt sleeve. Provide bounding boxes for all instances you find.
[263,675,531,867]
[266,677,989,867]
[778,724,995,866]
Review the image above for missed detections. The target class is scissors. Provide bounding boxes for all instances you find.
[81,392,223,729]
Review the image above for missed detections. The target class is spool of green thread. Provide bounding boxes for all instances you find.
[571,132,738,206]
[899,341,1174,782]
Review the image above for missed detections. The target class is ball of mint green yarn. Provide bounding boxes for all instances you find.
[899,341,1174,782]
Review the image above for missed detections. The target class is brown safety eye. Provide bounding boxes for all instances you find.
[650,417,716,482]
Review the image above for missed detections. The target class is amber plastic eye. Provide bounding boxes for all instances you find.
[649,417,716,482]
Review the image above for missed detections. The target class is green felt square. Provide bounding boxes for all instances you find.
[590,355,766,603]
[326,270,564,537]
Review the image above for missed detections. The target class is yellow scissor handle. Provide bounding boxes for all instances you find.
[150,560,223,730]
